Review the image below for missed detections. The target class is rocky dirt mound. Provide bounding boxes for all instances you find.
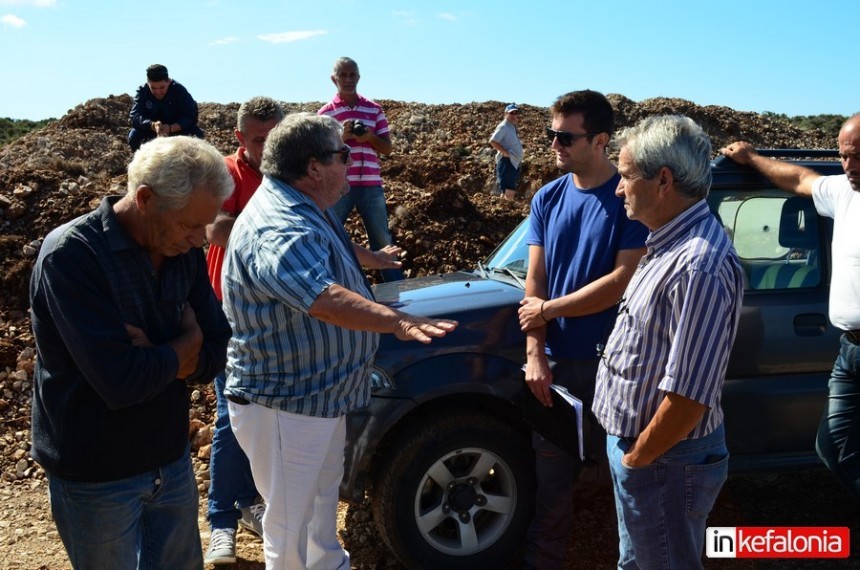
[0,92,836,390]
[0,95,841,567]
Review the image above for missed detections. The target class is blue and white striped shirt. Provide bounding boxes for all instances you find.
[593,200,744,439]
[222,176,378,418]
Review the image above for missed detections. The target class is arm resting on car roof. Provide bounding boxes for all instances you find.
[720,141,820,197]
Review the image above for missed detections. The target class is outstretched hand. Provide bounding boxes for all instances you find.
[394,315,458,344]
[373,245,403,270]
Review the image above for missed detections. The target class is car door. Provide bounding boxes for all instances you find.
[710,188,839,464]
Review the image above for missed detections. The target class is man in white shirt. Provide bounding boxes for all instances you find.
[489,103,524,200]
[722,115,860,502]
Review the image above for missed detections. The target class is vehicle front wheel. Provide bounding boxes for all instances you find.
[371,413,534,569]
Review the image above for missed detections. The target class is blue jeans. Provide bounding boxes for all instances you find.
[524,358,602,569]
[816,334,860,501]
[48,450,202,570]
[330,185,404,282]
[607,423,728,570]
[208,371,259,530]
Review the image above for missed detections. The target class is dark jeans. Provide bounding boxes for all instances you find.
[208,371,259,530]
[331,185,404,282]
[48,450,202,570]
[816,334,860,501]
[495,156,520,192]
[523,357,601,569]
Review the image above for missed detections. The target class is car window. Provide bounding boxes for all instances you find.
[710,189,822,291]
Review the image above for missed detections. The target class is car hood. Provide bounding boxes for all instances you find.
[372,271,523,317]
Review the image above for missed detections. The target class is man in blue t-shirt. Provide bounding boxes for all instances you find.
[517,90,648,569]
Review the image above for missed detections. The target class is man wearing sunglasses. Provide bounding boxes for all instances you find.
[516,90,648,568]
[220,113,457,570]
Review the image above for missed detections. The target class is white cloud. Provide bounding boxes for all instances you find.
[1,14,25,27]
[257,30,327,44]
[438,12,457,22]
[210,36,239,46]
[0,0,55,6]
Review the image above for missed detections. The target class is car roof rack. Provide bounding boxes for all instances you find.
[713,148,839,170]
[756,149,839,158]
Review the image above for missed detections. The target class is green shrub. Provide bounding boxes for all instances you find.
[0,117,55,146]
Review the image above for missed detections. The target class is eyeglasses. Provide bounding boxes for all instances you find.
[545,127,598,147]
[324,145,352,164]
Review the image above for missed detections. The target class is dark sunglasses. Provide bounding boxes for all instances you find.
[545,127,598,147]
[324,145,352,164]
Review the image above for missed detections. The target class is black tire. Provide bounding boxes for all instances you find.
[371,413,534,569]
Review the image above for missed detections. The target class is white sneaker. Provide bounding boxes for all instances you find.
[204,527,237,565]
[239,502,265,537]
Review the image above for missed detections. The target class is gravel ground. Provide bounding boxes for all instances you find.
[1,464,857,569]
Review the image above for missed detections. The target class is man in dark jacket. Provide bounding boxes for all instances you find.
[128,63,205,150]
[30,135,233,569]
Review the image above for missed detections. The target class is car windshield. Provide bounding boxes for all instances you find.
[483,217,530,278]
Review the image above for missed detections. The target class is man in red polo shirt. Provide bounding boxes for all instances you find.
[204,96,285,565]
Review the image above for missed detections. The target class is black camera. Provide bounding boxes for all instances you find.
[351,121,367,136]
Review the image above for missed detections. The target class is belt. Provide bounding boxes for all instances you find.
[844,330,860,345]
[226,394,250,406]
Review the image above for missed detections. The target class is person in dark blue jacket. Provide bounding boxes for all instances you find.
[128,63,205,150]
[30,135,233,569]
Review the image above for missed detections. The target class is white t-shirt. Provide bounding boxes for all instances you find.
[813,175,860,330]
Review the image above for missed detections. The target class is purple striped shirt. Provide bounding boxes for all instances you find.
[593,200,744,439]
[318,94,390,187]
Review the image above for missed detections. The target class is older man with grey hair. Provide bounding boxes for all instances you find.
[30,136,234,569]
[593,115,744,569]
[222,112,457,570]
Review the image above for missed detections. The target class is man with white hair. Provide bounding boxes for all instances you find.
[30,136,234,569]
[595,115,744,568]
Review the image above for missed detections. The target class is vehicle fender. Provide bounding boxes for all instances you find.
[389,351,525,402]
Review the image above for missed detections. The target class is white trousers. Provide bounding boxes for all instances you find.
[229,400,349,570]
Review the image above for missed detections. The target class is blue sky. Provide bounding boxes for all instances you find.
[2,0,858,121]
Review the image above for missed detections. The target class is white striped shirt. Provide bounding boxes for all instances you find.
[593,200,744,439]
[222,176,378,418]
